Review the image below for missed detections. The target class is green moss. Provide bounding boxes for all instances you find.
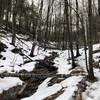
[3,95,15,100]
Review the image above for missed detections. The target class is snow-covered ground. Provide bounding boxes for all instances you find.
[0,34,54,94]
[0,34,100,100]
[22,76,83,100]
[21,43,100,100]
[0,77,23,94]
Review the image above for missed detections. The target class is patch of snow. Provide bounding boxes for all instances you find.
[61,76,83,87]
[22,76,83,100]
[55,86,77,100]
[0,77,23,94]
[82,81,100,100]
[54,50,72,74]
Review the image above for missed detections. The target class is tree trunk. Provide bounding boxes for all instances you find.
[30,0,43,56]
[88,0,94,80]
[98,0,100,16]
[11,0,17,46]
[44,0,54,50]
[64,0,76,68]
[29,41,37,57]
[75,0,80,57]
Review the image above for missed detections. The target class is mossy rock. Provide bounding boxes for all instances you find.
[2,95,15,100]
[19,69,28,74]
[19,70,30,81]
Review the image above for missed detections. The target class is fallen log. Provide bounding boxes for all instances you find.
[0,72,56,82]
[18,83,28,95]
[20,52,34,62]
[0,72,86,80]
[0,73,51,79]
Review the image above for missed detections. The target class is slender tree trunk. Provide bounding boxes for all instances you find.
[11,0,17,45]
[29,0,43,56]
[82,17,89,73]
[82,0,89,73]
[62,16,65,49]
[88,0,94,80]
[75,0,80,57]
[98,0,100,16]
[64,0,76,68]
[0,0,4,24]
[44,0,54,50]
[44,0,51,50]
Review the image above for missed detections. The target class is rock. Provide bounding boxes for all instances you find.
[0,42,8,53]
[0,54,3,59]
[11,48,22,54]
[2,57,6,60]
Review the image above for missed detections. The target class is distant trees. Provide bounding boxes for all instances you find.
[44,0,55,50]
[29,0,44,57]
[0,0,38,44]
[0,0,100,80]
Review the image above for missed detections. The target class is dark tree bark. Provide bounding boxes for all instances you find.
[29,40,38,57]
[98,0,100,16]
[75,0,81,57]
[0,0,4,24]
[88,0,95,80]
[29,0,43,57]
[64,0,76,68]
[44,0,51,50]
[11,0,17,46]
[44,0,54,50]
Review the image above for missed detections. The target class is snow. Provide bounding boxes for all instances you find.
[23,84,62,100]
[55,87,77,100]
[61,76,83,87]
[82,81,100,100]
[22,76,83,100]
[0,34,60,96]
[0,34,52,73]
[1,33,100,99]
[54,50,72,74]
[0,77,23,94]
[0,34,54,94]
[82,68,100,100]
[1,50,24,66]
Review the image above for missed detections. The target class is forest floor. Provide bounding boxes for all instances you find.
[0,32,100,100]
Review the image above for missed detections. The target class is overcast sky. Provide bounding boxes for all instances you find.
[28,0,38,5]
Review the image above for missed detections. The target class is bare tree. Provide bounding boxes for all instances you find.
[88,0,95,79]
[64,0,76,68]
[98,0,100,16]
[30,0,43,57]
[44,0,55,50]
[75,0,81,57]
[11,0,17,45]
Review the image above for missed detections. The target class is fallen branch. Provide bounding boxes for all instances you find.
[18,83,28,95]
